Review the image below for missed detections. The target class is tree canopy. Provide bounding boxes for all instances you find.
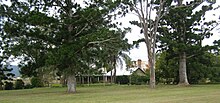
[157,0,219,85]
[0,0,131,93]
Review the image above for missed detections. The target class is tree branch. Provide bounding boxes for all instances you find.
[75,23,88,37]
[87,38,116,45]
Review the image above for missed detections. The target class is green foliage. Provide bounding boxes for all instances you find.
[4,81,13,90]
[157,1,217,84]
[186,52,212,84]
[155,52,179,84]
[156,51,220,84]
[114,74,149,85]
[15,79,25,89]
[158,1,216,55]
[31,77,43,88]
[116,75,129,84]
[131,74,149,85]
[0,64,15,88]
[0,0,131,85]
[24,84,33,89]
[208,55,220,83]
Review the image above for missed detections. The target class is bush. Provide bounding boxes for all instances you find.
[116,75,129,84]
[0,81,3,90]
[15,79,24,89]
[24,84,33,89]
[4,81,13,90]
[31,77,43,87]
[131,75,149,85]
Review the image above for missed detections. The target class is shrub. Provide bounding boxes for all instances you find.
[0,81,3,90]
[4,81,13,90]
[31,77,43,87]
[15,79,25,89]
[131,75,149,85]
[116,75,129,84]
[24,84,33,89]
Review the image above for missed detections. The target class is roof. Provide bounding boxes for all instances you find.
[104,67,144,76]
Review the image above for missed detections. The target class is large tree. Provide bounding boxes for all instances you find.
[120,0,169,88]
[156,51,217,84]
[157,0,217,85]
[0,0,129,93]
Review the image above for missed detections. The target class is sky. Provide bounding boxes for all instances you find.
[119,0,220,61]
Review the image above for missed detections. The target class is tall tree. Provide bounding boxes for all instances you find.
[156,51,217,84]
[157,1,217,85]
[0,0,129,93]
[102,36,131,83]
[121,0,169,88]
[110,51,132,84]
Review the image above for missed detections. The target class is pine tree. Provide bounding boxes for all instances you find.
[0,0,130,93]
[157,1,217,85]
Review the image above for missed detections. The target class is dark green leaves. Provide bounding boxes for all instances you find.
[0,0,131,77]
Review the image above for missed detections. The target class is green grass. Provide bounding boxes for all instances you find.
[1,84,220,103]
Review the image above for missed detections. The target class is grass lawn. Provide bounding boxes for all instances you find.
[0,84,220,103]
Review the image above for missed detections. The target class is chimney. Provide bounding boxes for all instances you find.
[137,59,142,69]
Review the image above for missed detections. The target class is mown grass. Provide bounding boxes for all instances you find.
[0,84,220,103]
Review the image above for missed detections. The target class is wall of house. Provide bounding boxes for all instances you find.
[133,69,146,76]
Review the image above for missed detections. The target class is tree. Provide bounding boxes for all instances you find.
[156,51,216,84]
[155,51,179,84]
[157,1,217,85]
[209,40,220,82]
[186,52,214,84]
[121,0,169,88]
[0,0,130,93]
[111,52,132,84]
[102,37,132,84]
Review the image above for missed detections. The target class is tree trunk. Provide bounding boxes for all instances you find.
[79,76,81,84]
[113,67,116,83]
[103,75,107,85]
[110,71,113,84]
[82,76,84,84]
[149,66,156,88]
[67,75,76,93]
[149,54,156,88]
[113,55,117,84]
[178,52,189,86]
[87,76,90,86]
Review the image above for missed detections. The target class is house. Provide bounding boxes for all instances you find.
[104,67,146,77]
[132,68,146,76]
[104,59,148,76]
[102,59,148,83]
[131,59,149,71]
